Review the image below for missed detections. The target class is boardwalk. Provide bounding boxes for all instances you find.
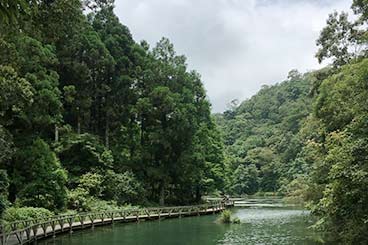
[0,202,233,245]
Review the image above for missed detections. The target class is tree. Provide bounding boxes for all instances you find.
[0,0,31,23]
[229,164,259,195]
[316,2,368,66]
[308,59,368,243]
[0,170,9,218]
[102,170,144,205]
[14,138,67,210]
[217,72,312,195]
[55,133,113,178]
[0,65,33,127]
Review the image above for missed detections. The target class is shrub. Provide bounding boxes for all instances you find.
[67,172,104,211]
[232,217,241,224]
[218,210,232,223]
[15,139,68,210]
[218,210,241,224]
[78,172,103,197]
[67,187,90,211]
[0,170,9,218]
[102,170,145,205]
[3,207,53,223]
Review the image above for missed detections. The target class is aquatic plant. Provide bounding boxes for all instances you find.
[218,210,240,224]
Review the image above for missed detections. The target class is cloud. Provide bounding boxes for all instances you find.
[114,0,351,112]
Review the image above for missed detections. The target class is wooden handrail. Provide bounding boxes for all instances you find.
[0,202,228,245]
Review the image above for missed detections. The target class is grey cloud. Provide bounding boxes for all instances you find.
[114,0,351,112]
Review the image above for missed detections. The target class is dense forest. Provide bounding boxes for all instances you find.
[0,0,224,216]
[217,1,368,243]
[1,0,368,244]
[215,70,312,195]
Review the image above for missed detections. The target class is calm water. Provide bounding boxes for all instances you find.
[39,200,323,245]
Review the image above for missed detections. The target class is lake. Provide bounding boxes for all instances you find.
[38,199,323,245]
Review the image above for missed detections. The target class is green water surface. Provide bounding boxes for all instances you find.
[39,202,322,245]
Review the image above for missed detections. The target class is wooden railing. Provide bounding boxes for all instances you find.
[0,202,229,245]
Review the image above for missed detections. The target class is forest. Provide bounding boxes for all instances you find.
[0,0,368,244]
[0,0,224,213]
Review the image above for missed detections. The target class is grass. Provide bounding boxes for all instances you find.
[218,210,241,224]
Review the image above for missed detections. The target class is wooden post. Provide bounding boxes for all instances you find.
[68,218,73,234]
[1,224,5,245]
[42,223,47,237]
[52,220,56,238]
[32,225,38,242]
[59,219,64,232]
[26,224,31,241]
[19,231,23,245]
[80,216,84,229]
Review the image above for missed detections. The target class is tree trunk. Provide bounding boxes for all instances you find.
[105,118,109,148]
[77,115,81,134]
[159,182,165,206]
[55,124,59,142]
[195,186,201,203]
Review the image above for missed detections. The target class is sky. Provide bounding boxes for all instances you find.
[114,0,352,112]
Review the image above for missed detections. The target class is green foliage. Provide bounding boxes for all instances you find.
[102,170,145,205]
[0,170,9,218]
[67,171,103,211]
[0,126,13,168]
[0,0,221,213]
[232,217,241,224]
[67,187,90,212]
[229,164,259,195]
[0,0,31,23]
[316,1,368,66]
[218,210,240,224]
[3,207,53,223]
[218,210,232,223]
[305,59,368,244]
[14,138,67,210]
[282,176,310,205]
[78,172,104,197]
[218,72,312,195]
[0,65,33,127]
[55,133,112,177]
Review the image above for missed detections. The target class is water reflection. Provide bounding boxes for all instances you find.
[39,199,323,245]
[217,208,320,245]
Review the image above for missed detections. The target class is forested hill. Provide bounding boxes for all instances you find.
[215,70,313,195]
[1,0,368,244]
[216,1,368,239]
[217,59,368,243]
[0,0,224,215]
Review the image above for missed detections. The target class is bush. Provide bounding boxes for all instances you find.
[218,210,241,224]
[67,187,90,211]
[86,199,120,211]
[78,172,103,197]
[102,170,145,205]
[218,210,232,223]
[0,170,9,218]
[3,207,53,223]
[67,172,104,211]
[232,217,241,224]
[15,139,68,210]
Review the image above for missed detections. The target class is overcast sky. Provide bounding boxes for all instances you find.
[114,0,351,112]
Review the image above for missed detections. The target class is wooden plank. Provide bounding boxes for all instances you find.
[3,203,227,245]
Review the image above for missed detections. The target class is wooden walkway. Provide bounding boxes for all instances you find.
[0,202,233,245]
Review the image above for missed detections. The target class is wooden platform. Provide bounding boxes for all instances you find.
[0,202,234,245]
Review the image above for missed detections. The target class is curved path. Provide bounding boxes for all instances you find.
[0,202,234,245]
